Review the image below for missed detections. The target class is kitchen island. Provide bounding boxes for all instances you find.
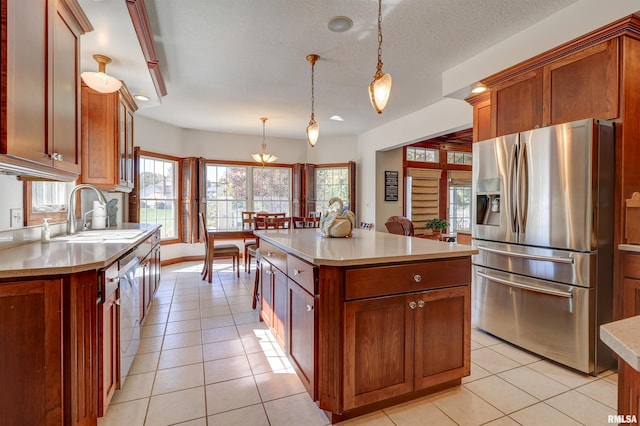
[254,228,478,422]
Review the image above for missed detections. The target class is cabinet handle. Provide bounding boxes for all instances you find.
[409,301,417,309]
[113,299,121,306]
[264,268,273,275]
[413,274,422,283]
[108,277,118,283]
[417,300,425,308]
[267,252,274,257]
[293,269,304,276]
[306,304,313,312]
[52,152,63,161]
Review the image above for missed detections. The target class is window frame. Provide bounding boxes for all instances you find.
[314,164,352,215]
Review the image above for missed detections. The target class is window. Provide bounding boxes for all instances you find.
[406,147,438,163]
[315,166,350,213]
[205,164,291,229]
[447,151,472,165]
[448,172,472,232]
[139,155,178,239]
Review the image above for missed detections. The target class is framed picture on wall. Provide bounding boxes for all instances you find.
[385,171,398,202]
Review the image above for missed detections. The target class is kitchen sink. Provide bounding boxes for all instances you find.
[52,229,146,243]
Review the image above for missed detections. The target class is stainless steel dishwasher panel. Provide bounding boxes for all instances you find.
[473,265,595,373]
[119,254,141,386]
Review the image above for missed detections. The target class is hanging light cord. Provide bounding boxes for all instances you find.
[310,58,316,122]
[375,0,384,77]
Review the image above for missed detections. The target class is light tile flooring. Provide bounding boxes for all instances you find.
[98,261,619,426]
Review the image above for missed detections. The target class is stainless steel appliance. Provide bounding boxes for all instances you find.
[471,118,615,374]
[118,250,141,386]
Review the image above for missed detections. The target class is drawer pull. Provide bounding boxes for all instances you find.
[413,274,422,283]
[417,300,425,308]
[264,269,273,275]
[108,277,118,283]
[306,304,313,312]
[266,251,274,257]
[293,269,304,276]
[113,299,121,306]
[409,301,417,309]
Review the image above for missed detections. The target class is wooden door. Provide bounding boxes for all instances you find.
[492,69,543,137]
[0,278,63,425]
[344,293,414,410]
[273,267,287,349]
[414,286,470,390]
[260,262,274,329]
[287,279,316,397]
[99,264,119,416]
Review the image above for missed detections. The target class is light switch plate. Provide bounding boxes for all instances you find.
[10,208,23,227]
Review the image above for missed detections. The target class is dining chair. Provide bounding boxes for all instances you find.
[292,216,319,229]
[199,212,240,282]
[384,216,414,236]
[242,211,258,272]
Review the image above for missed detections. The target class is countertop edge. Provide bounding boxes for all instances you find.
[0,224,160,279]
[600,316,640,371]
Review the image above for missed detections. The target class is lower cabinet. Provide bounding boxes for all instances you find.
[0,278,63,426]
[623,253,640,318]
[98,262,119,416]
[139,231,161,324]
[618,359,640,420]
[260,261,275,330]
[343,285,470,410]
[287,278,316,396]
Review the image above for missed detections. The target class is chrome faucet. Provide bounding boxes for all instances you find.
[67,184,109,234]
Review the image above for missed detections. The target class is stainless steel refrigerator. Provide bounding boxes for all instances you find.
[471,118,615,374]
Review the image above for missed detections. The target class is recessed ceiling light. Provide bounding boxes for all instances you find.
[328,16,353,33]
[134,94,150,101]
[330,115,344,121]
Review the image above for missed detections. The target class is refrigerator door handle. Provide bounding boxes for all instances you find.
[517,142,529,234]
[509,144,518,233]
[477,245,574,264]
[476,271,573,298]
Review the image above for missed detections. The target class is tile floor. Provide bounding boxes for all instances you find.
[98,261,620,426]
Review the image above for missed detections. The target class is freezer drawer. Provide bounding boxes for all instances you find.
[473,266,596,373]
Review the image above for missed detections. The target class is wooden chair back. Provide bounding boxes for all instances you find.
[293,216,321,229]
[384,216,414,236]
[242,211,257,229]
[199,212,209,244]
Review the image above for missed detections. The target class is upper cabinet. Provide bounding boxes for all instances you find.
[79,83,137,192]
[1,0,91,180]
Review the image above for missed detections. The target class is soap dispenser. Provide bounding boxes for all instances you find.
[41,218,51,242]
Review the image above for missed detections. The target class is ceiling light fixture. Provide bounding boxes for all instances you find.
[306,54,320,148]
[328,16,353,33]
[134,94,150,101]
[251,117,277,165]
[369,0,391,114]
[471,83,488,94]
[81,54,122,94]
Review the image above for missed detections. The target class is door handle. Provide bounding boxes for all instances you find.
[476,271,572,298]
[509,144,518,233]
[477,245,574,264]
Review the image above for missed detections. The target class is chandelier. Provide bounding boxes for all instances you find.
[251,117,277,164]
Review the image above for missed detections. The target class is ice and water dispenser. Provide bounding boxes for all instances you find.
[476,178,501,226]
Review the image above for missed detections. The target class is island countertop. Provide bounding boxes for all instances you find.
[0,223,160,279]
[254,228,478,266]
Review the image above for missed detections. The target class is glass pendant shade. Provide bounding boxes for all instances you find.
[306,120,319,147]
[81,54,122,94]
[252,117,277,164]
[369,71,392,114]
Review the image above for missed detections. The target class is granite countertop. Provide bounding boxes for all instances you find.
[254,228,478,266]
[0,223,159,279]
[600,316,640,371]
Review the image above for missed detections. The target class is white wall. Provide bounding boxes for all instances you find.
[374,147,404,231]
[0,175,26,231]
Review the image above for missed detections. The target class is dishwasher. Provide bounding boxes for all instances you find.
[118,250,142,386]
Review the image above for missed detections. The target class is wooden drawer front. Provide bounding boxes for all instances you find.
[287,254,317,295]
[101,262,119,303]
[345,258,471,300]
[624,253,640,280]
[260,240,287,272]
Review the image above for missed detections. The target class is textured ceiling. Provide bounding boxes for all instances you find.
[78,0,579,139]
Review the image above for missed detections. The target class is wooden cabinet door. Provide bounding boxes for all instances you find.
[81,86,118,185]
[492,69,543,137]
[273,267,288,349]
[4,0,49,164]
[618,359,640,420]
[99,263,119,416]
[544,39,618,125]
[344,294,414,410]
[260,262,274,329]
[414,286,470,390]
[287,279,316,397]
[126,109,135,188]
[0,278,63,426]
[50,2,81,174]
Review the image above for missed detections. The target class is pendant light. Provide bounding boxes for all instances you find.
[369,0,392,114]
[251,117,277,165]
[81,54,122,94]
[306,54,320,148]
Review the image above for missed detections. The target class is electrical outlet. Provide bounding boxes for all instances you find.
[10,208,23,228]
